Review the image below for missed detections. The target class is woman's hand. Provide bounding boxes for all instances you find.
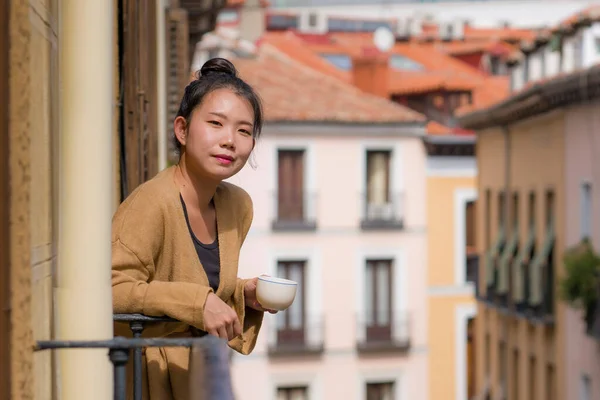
[244,277,277,314]
[203,292,242,340]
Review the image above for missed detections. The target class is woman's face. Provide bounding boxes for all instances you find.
[175,88,255,182]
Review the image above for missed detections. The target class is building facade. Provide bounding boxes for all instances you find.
[424,135,477,400]
[226,45,429,400]
[459,8,600,400]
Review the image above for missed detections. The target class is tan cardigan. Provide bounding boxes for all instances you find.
[111,166,263,400]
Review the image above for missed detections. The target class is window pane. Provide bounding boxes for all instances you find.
[288,263,303,329]
[367,151,390,205]
[376,262,390,325]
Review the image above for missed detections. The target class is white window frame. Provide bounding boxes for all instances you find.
[357,368,405,400]
[355,247,406,344]
[272,141,317,224]
[267,247,322,348]
[454,188,478,286]
[455,303,477,400]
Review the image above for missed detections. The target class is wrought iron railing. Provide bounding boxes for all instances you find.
[360,192,405,230]
[356,312,411,352]
[271,190,318,231]
[267,315,325,356]
[34,314,234,400]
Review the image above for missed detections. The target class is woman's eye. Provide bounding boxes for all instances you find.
[208,120,222,126]
[239,129,251,135]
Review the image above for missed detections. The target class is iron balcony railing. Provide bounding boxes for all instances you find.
[360,192,405,230]
[35,314,235,400]
[267,315,325,356]
[271,190,318,231]
[356,311,411,353]
[466,254,479,289]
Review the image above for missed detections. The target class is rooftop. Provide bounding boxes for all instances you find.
[233,44,426,124]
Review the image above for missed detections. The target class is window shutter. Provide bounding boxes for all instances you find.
[165,7,190,165]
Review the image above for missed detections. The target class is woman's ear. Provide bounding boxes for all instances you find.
[174,116,187,147]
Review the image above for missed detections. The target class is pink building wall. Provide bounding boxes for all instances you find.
[226,124,429,400]
[564,102,600,400]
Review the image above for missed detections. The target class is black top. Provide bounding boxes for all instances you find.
[180,195,220,292]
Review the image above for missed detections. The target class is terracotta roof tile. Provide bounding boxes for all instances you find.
[232,45,425,124]
[259,32,351,83]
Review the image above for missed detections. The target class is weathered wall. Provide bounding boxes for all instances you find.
[9,0,59,398]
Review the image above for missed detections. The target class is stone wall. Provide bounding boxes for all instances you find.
[9,0,59,398]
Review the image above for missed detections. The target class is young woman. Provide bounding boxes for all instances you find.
[111,57,271,399]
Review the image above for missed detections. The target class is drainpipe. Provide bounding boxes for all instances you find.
[57,0,114,399]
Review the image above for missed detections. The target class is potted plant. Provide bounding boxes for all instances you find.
[559,238,600,329]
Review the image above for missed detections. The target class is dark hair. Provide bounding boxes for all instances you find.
[173,57,263,155]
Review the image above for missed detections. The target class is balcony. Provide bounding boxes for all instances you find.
[356,312,410,353]
[360,192,405,230]
[35,314,236,400]
[267,315,325,357]
[271,190,317,231]
[466,254,479,297]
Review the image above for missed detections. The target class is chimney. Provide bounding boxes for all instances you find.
[351,47,389,98]
[239,0,266,43]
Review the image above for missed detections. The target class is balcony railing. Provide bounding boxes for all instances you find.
[356,312,410,353]
[267,315,325,356]
[466,254,479,288]
[271,190,317,231]
[360,192,405,230]
[35,314,235,400]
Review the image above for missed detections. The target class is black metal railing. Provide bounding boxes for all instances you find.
[272,190,317,231]
[267,315,325,356]
[360,192,405,230]
[466,254,479,289]
[34,314,235,400]
[356,312,410,353]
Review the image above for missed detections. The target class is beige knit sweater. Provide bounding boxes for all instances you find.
[111,166,263,400]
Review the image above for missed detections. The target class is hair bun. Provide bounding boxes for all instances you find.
[200,58,238,78]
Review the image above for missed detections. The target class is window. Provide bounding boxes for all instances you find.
[277,150,305,222]
[546,190,555,228]
[485,190,491,248]
[389,54,424,71]
[277,386,308,400]
[512,193,519,231]
[365,150,391,220]
[528,192,536,230]
[308,13,317,27]
[466,200,476,249]
[512,350,519,400]
[499,341,506,389]
[581,182,592,239]
[276,261,306,345]
[320,53,353,70]
[467,318,476,398]
[529,357,537,400]
[596,38,600,55]
[574,33,584,69]
[498,191,506,228]
[580,374,591,400]
[366,382,394,400]
[547,364,556,400]
[485,334,490,375]
[365,260,392,342]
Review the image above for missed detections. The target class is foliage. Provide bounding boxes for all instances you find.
[560,238,600,324]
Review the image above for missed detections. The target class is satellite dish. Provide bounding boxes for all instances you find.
[373,26,395,52]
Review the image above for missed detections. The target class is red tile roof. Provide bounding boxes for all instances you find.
[232,45,425,124]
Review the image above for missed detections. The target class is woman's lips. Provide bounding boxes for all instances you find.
[214,155,234,165]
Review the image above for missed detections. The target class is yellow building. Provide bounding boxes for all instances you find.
[0,0,221,399]
[424,135,478,400]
